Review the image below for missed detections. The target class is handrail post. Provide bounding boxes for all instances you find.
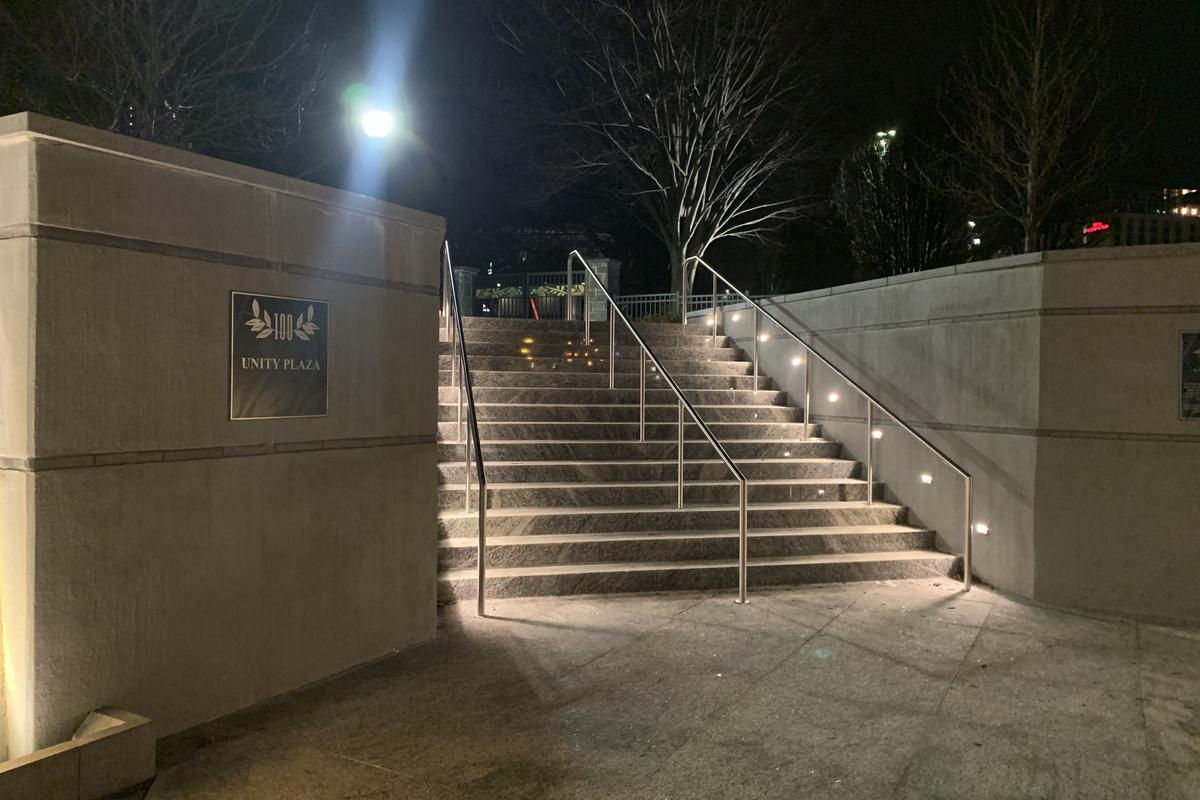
[465,420,472,512]
[964,476,973,591]
[457,371,464,443]
[609,306,616,390]
[681,273,688,326]
[711,271,717,348]
[865,400,874,505]
[476,494,487,616]
[803,347,811,440]
[677,400,685,509]
[736,479,748,604]
[584,271,591,345]
[566,255,574,321]
[752,308,760,383]
[639,349,646,442]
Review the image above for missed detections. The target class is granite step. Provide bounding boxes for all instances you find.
[438,439,837,462]
[441,340,745,361]
[458,317,717,338]
[437,458,858,484]
[438,550,959,600]
[437,386,790,407]
[438,525,935,570]
[436,403,800,424]
[436,420,814,442]
[437,501,906,538]
[437,479,871,510]
[446,329,733,351]
[438,354,753,376]
[439,370,774,391]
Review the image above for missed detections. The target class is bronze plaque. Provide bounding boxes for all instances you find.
[230,292,329,420]
[1183,331,1200,420]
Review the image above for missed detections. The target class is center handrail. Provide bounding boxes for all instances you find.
[686,255,974,590]
[442,242,488,616]
[567,251,752,604]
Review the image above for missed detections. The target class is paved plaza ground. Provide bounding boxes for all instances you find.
[148,580,1199,799]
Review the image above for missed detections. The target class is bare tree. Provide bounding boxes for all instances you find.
[834,131,970,279]
[0,0,329,157]
[936,0,1132,253]
[493,0,822,294]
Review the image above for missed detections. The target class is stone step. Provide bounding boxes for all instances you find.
[439,354,752,376]
[438,550,958,600]
[438,525,935,570]
[438,439,838,462]
[437,386,790,407]
[440,370,774,391]
[437,458,858,484]
[436,421,814,442]
[437,479,872,510]
[441,340,745,361]
[457,317,717,339]
[448,328,733,351]
[436,403,800,424]
[437,501,906,538]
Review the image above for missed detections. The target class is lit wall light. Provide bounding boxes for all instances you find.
[758,334,769,342]
[791,356,803,366]
[360,108,396,138]
[974,522,990,535]
[827,392,840,402]
[707,318,715,326]
[732,313,741,322]
[919,473,933,484]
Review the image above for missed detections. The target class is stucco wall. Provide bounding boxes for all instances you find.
[711,245,1200,623]
[0,113,444,756]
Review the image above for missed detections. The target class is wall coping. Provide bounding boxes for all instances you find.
[688,242,1200,316]
[0,112,445,233]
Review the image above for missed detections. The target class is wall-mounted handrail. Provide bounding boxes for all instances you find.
[686,256,974,591]
[567,251,752,603]
[442,242,488,615]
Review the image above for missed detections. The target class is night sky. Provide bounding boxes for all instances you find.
[300,0,1199,286]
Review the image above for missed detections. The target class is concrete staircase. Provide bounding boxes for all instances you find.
[437,317,957,600]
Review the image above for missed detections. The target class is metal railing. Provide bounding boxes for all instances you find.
[566,251,752,603]
[686,256,975,591]
[441,243,488,615]
[614,292,767,321]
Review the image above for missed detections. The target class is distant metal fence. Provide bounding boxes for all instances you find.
[475,281,766,322]
[474,271,584,319]
[614,292,769,321]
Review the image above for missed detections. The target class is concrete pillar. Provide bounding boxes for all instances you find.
[453,267,478,316]
[586,258,621,321]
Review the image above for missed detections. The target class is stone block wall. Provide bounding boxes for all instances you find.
[714,245,1200,624]
[0,113,444,756]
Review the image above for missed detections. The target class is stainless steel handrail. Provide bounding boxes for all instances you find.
[567,251,752,603]
[442,242,488,615]
[686,256,974,591]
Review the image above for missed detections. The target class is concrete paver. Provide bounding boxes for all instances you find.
[150,579,1199,799]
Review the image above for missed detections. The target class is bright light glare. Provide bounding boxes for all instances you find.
[732,313,741,322]
[758,334,769,342]
[872,429,883,440]
[920,472,933,484]
[974,522,990,535]
[791,357,803,366]
[361,109,396,138]
[827,392,840,402]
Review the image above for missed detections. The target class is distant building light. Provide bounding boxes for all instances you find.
[967,220,977,229]
[971,237,982,247]
[1084,221,1111,235]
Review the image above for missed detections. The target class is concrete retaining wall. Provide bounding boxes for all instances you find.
[711,245,1200,624]
[0,113,444,757]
